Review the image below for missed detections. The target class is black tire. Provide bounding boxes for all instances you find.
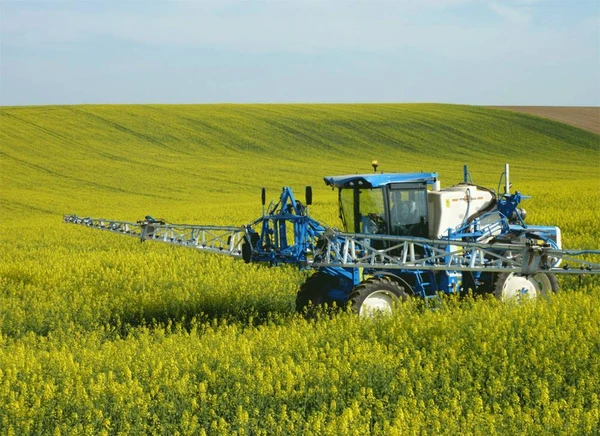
[349,277,408,317]
[493,272,559,301]
[295,273,349,316]
[241,233,259,263]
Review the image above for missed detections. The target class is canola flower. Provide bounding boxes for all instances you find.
[0,104,599,434]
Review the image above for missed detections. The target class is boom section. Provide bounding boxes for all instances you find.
[313,231,600,276]
[63,215,246,258]
[63,188,325,266]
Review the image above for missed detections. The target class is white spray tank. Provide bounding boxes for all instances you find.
[427,165,496,239]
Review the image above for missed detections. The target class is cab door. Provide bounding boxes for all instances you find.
[387,183,429,238]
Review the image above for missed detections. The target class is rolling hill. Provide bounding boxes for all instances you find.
[2,104,598,222]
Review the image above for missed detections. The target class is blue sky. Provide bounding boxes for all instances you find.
[1,0,598,106]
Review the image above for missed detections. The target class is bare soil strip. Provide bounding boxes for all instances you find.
[487,106,600,134]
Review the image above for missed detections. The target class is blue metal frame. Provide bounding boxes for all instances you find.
[244,187,325,267]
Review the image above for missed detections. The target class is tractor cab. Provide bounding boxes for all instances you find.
[324,173,439,238]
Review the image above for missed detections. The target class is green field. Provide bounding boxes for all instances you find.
[1,104,599,434]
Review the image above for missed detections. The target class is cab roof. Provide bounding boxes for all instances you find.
[324,172,438,189]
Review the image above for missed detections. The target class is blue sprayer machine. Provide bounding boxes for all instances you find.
[65,164,600,316]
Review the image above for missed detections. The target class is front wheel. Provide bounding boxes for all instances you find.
[493,272,558,301]
[349,277,408,317]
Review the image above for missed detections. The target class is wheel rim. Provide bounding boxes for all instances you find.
[499,273,552,301]
[359,290,396,317]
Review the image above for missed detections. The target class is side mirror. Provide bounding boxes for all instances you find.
[261,188,266,206]
[305,186,313,206]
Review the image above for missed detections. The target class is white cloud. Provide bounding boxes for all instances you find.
[487,1,531,25]
[0,2,503,54]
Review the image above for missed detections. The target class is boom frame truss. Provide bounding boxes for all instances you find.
[63,215,247,258]
[63,215,600,276]
[312,232,600,275]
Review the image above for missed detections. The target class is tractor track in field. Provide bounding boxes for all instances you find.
[486,106,600,134]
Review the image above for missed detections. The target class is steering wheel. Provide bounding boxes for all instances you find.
[367,213,385,234]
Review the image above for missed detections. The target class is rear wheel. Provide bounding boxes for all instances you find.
[493,272,558,301]
[349,277,408,317]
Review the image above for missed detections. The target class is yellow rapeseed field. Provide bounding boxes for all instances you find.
[1,104,599,434]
